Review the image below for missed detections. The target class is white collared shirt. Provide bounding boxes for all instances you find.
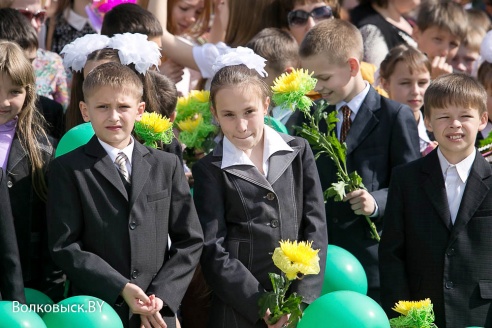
[64,8,93,31]
[437,148,475,223]
[221,125,293,177]
[98,137,135,175]
[335,81,371,138]
[417,115,432,153]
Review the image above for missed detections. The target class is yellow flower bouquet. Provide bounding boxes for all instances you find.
[389,299,437,328]
[134,112,174,148]
[259,240,320,327]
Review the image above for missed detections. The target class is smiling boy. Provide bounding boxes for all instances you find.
[380,73,492,328]
[47,62,203,328]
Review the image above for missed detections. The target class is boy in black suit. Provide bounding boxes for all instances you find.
[47,62,203,328]
[299,19,421,302]
[380,73,492,328]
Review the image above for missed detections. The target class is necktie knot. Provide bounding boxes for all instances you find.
[115,152,130,183]
[340,105,352,143]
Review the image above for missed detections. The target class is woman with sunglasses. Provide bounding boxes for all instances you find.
[350,0,420,68]
[278,0,340,46]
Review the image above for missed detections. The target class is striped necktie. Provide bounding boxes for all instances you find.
[340,105,352,143]
[115,152,130,183]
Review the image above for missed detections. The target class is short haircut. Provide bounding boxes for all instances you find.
[416,1,468,42]
[210,65,270,109]
[299,19,363,63]
[462,25,486,53]
[0,8,38,51]
[245,27,299,75]
[466,8,491,33]
[379,44,431,82]
[478,62,492,92]
[82,62,143,101]
[277,0,340,29]
[101,3,163,37]
[424,73,487,117]
[147,70,177,118]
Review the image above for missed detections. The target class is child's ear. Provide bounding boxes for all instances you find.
[348,57,360,77]
[79,101,90,122]
[479,111,489,131]
[169,111,177,123]
[284,66,295,74]
[135,102,145,121]
[264,96,271,115]
[380,78,390,94]
[424,115,433,132]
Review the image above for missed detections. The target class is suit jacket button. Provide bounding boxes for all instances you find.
[7,180,12,188]
[270,219,279,228]
[446,248,455,256]
[129,221,137,230]
[266,192,275,201]
[445,281,454,289]
[332,217,339,223]
[131,270,139,279]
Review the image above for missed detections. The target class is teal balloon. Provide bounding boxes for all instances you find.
[298,291,390,328]
[55,123,94,158]
[0,301,47,328]
[264,116,288,134]
[42,295,123,328]
[322,244,368,295]
[24,288,54,317]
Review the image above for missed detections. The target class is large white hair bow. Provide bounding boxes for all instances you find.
[61,34,111,72]
[212,46,268,77]
[109,33,161,75]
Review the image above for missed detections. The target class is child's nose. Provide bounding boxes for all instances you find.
[237,118,247,132]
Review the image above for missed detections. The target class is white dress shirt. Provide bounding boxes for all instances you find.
[99,137,135,176]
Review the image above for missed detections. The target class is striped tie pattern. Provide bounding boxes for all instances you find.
[115,152,130,183]
[340,105,352,143]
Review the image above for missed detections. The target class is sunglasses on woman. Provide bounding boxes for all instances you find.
[17,8,47,25]
[287,6,333,27]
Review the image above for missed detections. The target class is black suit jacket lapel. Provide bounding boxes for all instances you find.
[422,150,453,230]
[346,88,379,155]
[267,134,299,185]
[86,136,128,200]
[450,152,492,242]
[129,141,151,208]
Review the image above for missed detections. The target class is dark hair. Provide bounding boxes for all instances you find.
[210,65,270,108]
[424,73,487,117]
[357,0,388,7]
[246,27,299,75]
[147,70,177,118]
[416,1,468,41]
[83,61,143,100]
[101,3,163,38]
[0,8,39,50]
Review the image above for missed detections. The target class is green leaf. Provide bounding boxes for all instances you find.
[326,181,348,201]
[258,291,279,320]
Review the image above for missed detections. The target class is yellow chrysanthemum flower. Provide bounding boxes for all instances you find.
[272,240,320,280]
[177,114,203,132]
[139,112,172,133]
[272,69,313,94]
[189,90,210,103]
[392,298,432,316]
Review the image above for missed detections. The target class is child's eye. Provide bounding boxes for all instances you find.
[399,82,409,85]
[10,90,23,95]
[449,42,459,49]
[433,37,442,42]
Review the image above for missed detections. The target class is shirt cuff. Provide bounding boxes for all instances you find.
[369,200,379,218]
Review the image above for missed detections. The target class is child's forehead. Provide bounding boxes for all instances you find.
[421,25,460,40]
[86,85,141,101]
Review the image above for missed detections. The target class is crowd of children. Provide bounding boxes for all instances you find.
[2,0,492,327]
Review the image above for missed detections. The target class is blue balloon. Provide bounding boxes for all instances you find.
[0,301,47,328]
[322,244,368,295]
[55,123,94,158]
[298,291,389,328]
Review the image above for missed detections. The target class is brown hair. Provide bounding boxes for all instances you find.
[466,8,491,33]
[225,0,279,47]
[101,3,163,38]
[299,18,363,63]
[245,27,300,76]
[277,0,340,29]
[424,73,487,117]
[379,44,431,82]
[147,70,178,118]
[167,0,212,38]
[210,64,270,108]
[82,61,143,101]
[462,25,486,53]
[478,61,492,92]
[0,41,49,200]
[416,1,468,42]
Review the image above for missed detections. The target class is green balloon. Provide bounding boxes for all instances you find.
[322,244,368,295]
[0,301,47,328]
[55,123,94,158]
[298,291,390,328]
[264,116,288,134]
[24,288,54,317]
[42,295,123,328]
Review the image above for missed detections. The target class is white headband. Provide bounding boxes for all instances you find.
[61,33,161,75]
[212,46,268,77]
